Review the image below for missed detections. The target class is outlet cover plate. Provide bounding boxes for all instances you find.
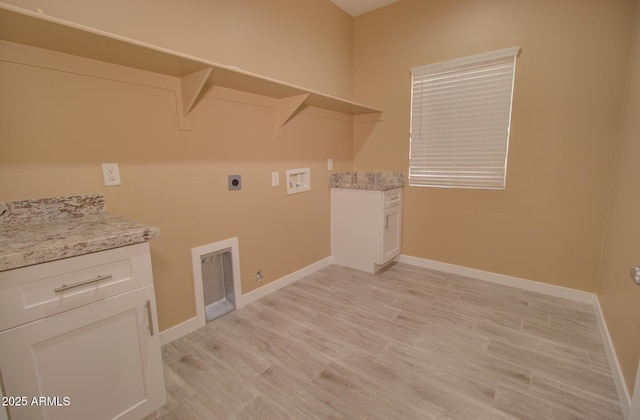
[102,163,121,186]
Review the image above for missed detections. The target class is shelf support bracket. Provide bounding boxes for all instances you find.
[275,94,309,137]
[175,67,212,130]
[180,67,213,116]
[354,112,384,123]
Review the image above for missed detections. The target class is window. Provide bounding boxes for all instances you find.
[409,47,520,189]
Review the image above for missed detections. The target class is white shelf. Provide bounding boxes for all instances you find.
[0,4,383,121]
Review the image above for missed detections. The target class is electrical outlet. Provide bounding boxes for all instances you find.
[102,163,121,186]
[228,175,241,191]
[271,172,279,187]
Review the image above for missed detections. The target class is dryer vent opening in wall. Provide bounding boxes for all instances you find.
[201,250,235,322]
[191,238,241,327]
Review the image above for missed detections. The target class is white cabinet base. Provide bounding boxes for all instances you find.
[0,244,166,420]
[331,188,402,273]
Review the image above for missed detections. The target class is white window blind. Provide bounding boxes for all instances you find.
[409,47,520,189]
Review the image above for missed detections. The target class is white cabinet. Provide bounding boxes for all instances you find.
[0,243,166,420]
[331,188,402,273]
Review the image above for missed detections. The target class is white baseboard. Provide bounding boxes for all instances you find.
[396,254,595,304]
[236,256,333,308]
[593,295,631,419]
[160,256,333,345]
[159,315,201,346]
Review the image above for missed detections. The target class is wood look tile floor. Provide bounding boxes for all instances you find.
[147,263,624,419]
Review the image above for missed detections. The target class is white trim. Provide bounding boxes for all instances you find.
[411,46,521,76]
[396,254,594,303]
[237,256,333,307]
[630,358,640,420]
[159,315,201,346]
[190,238,242,330]
[160,255,333,344]
[594,295,631,419]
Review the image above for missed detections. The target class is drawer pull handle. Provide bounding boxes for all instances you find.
[145,300,155,336]
[54,274,113,293]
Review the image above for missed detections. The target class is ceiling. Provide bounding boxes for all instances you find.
[330,0,399,17]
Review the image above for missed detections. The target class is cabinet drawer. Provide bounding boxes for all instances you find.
[382,188,402,208]
[0,243,153,332]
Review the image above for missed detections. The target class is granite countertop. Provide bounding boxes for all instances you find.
[329,171,404,191]
[0,194,159,272]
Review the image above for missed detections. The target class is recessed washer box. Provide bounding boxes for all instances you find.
[286,168,310,195]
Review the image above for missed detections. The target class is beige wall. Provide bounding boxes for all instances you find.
[353,0,637,292]
[598,3,640,395]
[0,0,354,331]
[5,0,640,395]
[0,0,353,98]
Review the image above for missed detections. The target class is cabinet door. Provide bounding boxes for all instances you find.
[0,285,165,420]
[381,205,402,264]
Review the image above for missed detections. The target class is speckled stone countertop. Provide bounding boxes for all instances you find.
[0,194,159,272]
[328,171,404,191]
